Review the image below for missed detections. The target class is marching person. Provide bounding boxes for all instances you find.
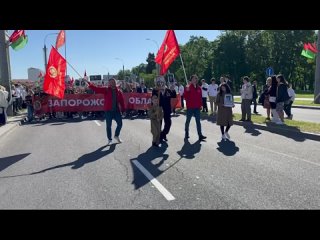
[84,78,125,145]
[184,74,207,141]
[152,76,176,143]
[216,83,234,140]
[148,95,164,147]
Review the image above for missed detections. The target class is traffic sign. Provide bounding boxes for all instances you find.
[266,67,274,76]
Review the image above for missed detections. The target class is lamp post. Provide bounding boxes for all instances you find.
[146,38,160,75]
[43,32,58,71]
[115,57,124,80]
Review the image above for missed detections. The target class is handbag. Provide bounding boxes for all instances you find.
[269,96,276,103]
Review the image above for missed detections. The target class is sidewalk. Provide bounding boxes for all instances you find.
[0,110,27,139]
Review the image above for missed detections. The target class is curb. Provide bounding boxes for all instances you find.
[0,114,26,140]
[234,102,320,110]
[177,110,320,140]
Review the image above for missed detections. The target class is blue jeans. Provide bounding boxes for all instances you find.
[105,111,122,140]
[185,108,202,136]
[27,105,34,122]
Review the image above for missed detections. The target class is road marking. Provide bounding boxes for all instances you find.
[236,139,320,168]
[94,120,101,126]
[132,160,175,201]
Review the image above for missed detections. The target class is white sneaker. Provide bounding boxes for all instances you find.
[222,134,227,141]
[225,132,230,139]
[107,139,112,145]
[114,136,123,143]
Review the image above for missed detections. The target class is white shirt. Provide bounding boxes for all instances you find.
[201,83,209,98]
[208,83,218,97]
[287,88,295,102]
[0,89,9,108]
[178,85,184,96]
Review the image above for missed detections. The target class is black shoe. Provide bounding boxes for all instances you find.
[254,112,259,114]
[152,142,160,147]
[199,135,207,141]
[162,136,168,141]
[239,119,245,121]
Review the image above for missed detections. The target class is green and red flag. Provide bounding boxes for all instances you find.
[9,30,28,51]
[155,30,180,75]
[43,46,66,99]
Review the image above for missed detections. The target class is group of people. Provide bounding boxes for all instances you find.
[82,74,236,147]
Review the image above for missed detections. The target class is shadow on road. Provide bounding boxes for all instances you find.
[0,153,31,172]
[243,124,262,136]
[177,139,202,160]
[130,142,168,190]
[216,140,239,156]
[0,145,116,179]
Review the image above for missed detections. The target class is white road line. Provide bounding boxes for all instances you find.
[236,139,320,168]
[132,160,175,201]
[94,120,101,126]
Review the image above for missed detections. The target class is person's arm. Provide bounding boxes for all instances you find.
[84,80,107,94]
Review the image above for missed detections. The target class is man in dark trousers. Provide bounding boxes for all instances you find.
[184,75,207,141]
[152,76,176,143]
[85,78,125,145]
[252,80,258,114]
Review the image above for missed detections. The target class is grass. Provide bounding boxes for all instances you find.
[295,94,314,98]
[177,109,320,133]
[233,113,320,134]
[233,97,320,106]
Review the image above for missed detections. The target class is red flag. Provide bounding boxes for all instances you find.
[43,47,66,99]
[304,42,318,53]
[155,30,180,75]
[55,30,65,49]
[9,30,25,43]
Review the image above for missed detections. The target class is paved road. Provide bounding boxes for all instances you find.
[1,114,320,209]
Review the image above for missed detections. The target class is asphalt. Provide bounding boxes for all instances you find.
[1,111,320,209]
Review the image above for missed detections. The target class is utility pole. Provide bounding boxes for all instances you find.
[0,30,13,116]
[315,30,320,104]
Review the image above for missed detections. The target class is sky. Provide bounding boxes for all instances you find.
[9,30,221,79]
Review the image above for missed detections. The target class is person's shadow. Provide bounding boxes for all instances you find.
[30,144,117,175]
[216,139,239,156]
[0,153,31,172]
[130,143,169,189]
[243,124,261,136]
[177,139,202,160]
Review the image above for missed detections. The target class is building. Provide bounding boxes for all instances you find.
[28,68,44,81]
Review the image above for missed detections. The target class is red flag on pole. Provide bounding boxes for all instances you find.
[155,30,180,75]
[55,30,65,49]
[43,46,67,99]
[9,30,25,43]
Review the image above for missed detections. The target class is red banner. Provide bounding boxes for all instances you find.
[33,93,181,114]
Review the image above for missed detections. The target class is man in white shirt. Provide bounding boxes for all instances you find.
[201,79,209,113]
[0,85,9,125]
[284,83,295,119]
[208,78,218,115]
[177,82,184,109]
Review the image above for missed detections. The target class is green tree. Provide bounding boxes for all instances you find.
[146,53,156,74]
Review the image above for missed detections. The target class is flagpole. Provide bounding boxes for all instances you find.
[65,30,67,77]
[179,54,188,85]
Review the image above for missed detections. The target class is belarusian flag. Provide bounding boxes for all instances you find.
[301,49,316,59]
[9,30,28,51]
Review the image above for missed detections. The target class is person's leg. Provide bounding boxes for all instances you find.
[194,108,203,137]
[209,96,214,113]
[253,98,258,113]
[241,100,246,120]
[181,96,184,109]
[162,112,171,139]
[105,111,112,140]
[225,124,231,133]
[287,101,293,118]
[267,107,271,119]
[185,109,192,137]
[245,99,251,120]
[220,126,225,135]
[114,111,123,137]
[213,96,217,113]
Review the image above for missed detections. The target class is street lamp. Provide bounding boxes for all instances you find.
[146,38,160,75]
[115,57,124,79]
[43,32,58,71]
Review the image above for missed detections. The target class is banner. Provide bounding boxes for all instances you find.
[33,93,181,114]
